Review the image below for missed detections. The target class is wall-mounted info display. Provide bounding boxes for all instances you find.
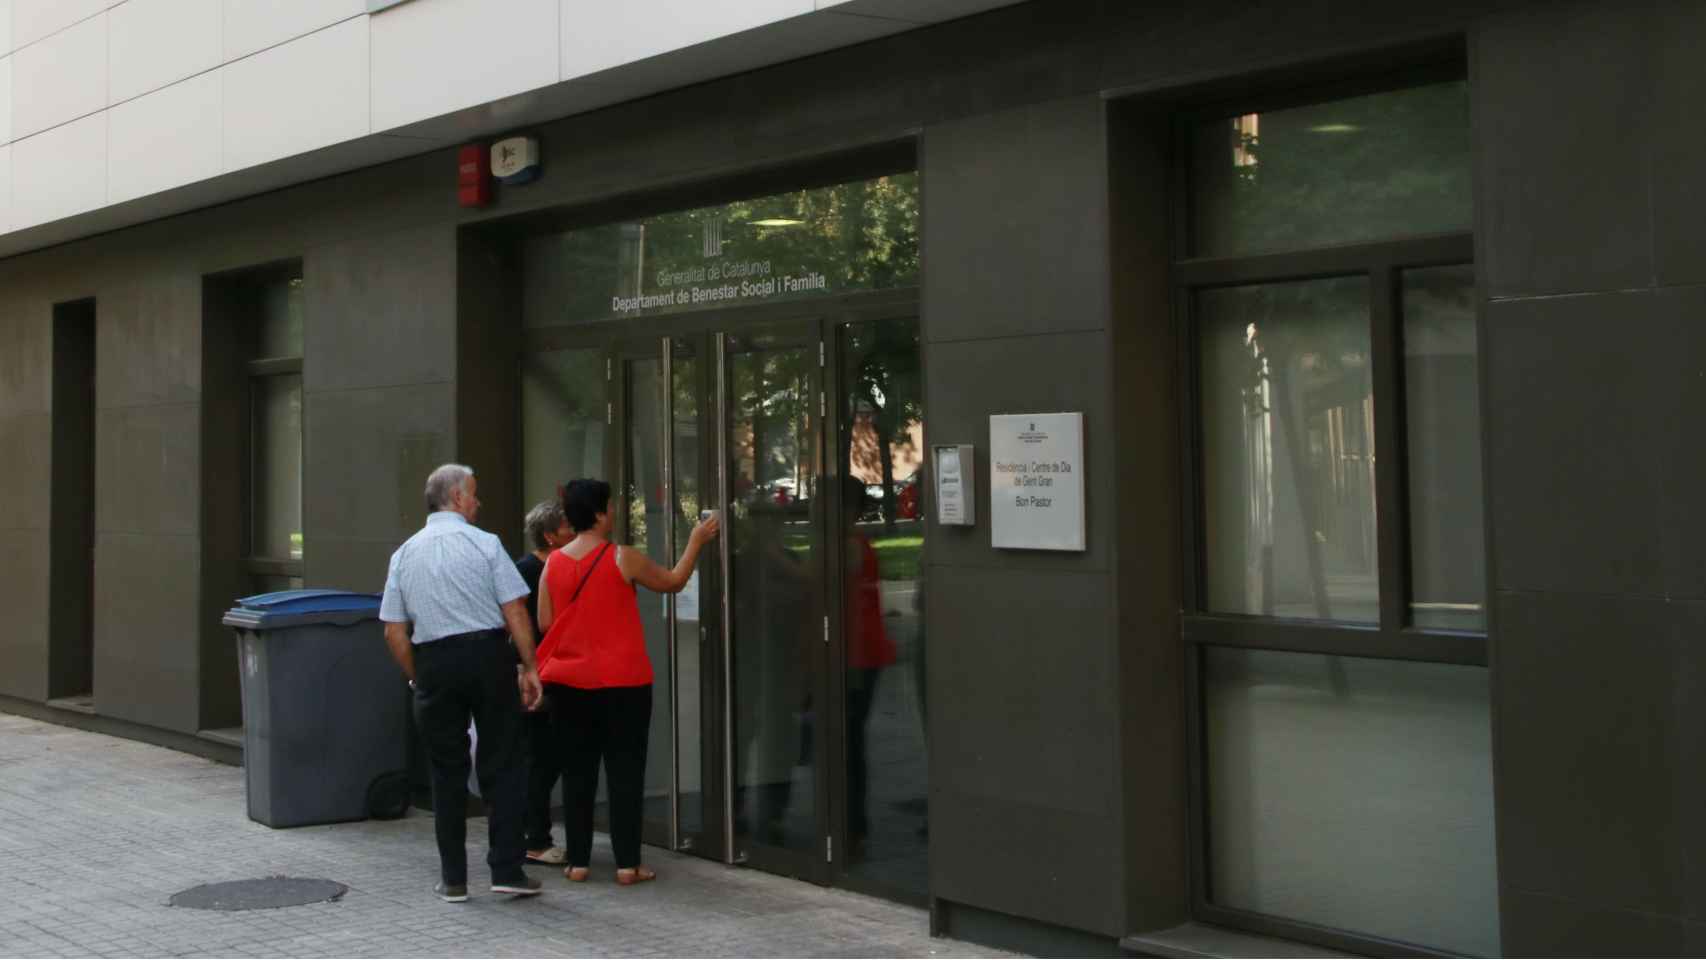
[527,172,919,326]
[933,444,975,526]
[990,413,1085,551]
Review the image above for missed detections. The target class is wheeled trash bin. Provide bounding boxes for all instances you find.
[222,589,412,828]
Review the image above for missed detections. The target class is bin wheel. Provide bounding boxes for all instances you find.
[367,772,411,820]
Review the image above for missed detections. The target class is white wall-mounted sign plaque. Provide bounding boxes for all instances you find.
[989,412,1085,551]
[933,444,975,526]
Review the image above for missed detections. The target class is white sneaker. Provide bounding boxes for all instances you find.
[525,846,567,866]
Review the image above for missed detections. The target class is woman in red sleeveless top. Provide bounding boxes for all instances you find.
[535,479,718,885]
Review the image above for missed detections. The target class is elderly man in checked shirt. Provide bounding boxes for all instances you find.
[381,463,546,903]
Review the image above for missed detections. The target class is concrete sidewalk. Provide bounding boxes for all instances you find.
[0,714,1011,958]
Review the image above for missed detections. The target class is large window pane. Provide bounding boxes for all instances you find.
[521,347,607,499]
[258,276,303,359]
[520,347,611,819]
[1199,277,1377,622]
[251,373,303,561]
[1190,82,1471,257]
[1403,265,1485,631]
[1205,647,1498,956]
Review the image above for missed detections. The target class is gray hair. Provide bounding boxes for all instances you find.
[424,463,474,512]
[523,499,567,551]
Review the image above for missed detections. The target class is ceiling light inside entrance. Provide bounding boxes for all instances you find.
[749,218,805,227]
[1308,123,1360,134]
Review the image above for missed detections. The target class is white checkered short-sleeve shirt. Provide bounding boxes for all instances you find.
[380,512,531,644]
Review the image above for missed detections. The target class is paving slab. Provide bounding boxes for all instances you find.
[0,714,1013,959]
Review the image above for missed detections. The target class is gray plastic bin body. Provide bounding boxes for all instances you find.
[223,589,410,828]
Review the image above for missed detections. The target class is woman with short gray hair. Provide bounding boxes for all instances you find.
[515,499,572,865]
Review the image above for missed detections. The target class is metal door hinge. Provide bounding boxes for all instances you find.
[819,391,826,418]
[823,615,829,645]
[818,341,825,367]
[606,358,612,381]
[826,835,833,862]
[607,402,613,425]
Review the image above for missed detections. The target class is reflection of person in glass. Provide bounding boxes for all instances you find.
[842,476,896,859]
[535,479,718,885]
[732,498,812,845]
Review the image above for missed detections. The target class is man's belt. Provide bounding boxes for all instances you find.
[426,627,507,645]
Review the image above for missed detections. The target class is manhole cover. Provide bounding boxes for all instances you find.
[169,876,347,911]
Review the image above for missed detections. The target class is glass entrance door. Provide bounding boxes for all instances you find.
[667,333,721,859]
[718,324,828,880]
[833,314,928,903]
[642,321,829,878]
[615,308,924,896]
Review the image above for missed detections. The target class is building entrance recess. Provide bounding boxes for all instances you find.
[591,305,926,902]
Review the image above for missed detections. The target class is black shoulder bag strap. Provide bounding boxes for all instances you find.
[569,543,613,605]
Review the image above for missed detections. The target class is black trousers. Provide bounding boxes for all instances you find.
[412,630,528,886]
[546,683,652,869]
[523,709,562,850]
[846,667,882,838]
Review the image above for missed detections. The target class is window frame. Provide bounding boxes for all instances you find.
[1171,64,1487,959]
[1176,232,1480,664]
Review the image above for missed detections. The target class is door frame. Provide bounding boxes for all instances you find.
[710,316,831,883]
[822,298,930,907]
[666,329,731,863]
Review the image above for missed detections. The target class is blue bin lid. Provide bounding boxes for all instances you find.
[223,589,382,630]
[235,589,382,615]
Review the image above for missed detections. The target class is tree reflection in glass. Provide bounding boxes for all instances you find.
[542,173,920,325]
[840,317,927,899]
[1190,82,1471,257]
[1200,278,1378,623]
[728,336,818,855]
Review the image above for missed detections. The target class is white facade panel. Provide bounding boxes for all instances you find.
[0,0,945,247]
[0,56,11,144]
[370,0,558,131]
[222,0,363,61]
[11,0,106,51]
[11,12,107,139]
[560,0,812,80]
[222,16,369,171]
[109,0,222,104]
[11,112,106,228]
[599,8,906,96]
[107,71,221,204]
[0,145,10,233]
